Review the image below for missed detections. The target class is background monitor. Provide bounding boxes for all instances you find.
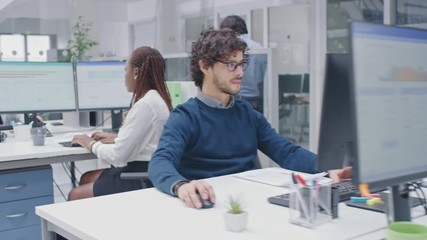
[350,21,427,221]
[278,74,304,95]
[0,62,76,113]
[302,74,310,93]
[76,61,132,110]
[165,57,191,82]
[317,53,354,172]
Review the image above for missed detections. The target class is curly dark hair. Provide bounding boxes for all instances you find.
[189,28,248,89]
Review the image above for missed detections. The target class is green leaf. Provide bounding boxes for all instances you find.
[67,16,98,62]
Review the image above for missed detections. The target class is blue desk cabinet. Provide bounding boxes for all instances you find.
[0,166,53,240]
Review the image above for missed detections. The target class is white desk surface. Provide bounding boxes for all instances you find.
[0,125,95,170]
[36,170,427,240]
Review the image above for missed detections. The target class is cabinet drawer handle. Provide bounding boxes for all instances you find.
[4,184,26,190]
[6,212,28,219]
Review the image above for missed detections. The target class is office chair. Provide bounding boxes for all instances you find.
[279,95,297,143]
[119,161,153,189]
[120,171,153,189]
[119,121,166,189]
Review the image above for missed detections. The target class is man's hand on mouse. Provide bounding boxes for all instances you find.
[176,180,216,209]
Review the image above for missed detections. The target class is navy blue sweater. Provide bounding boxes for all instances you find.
[148,98,317,195]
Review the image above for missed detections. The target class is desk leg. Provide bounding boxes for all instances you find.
[41,219,55,240]
[70,162,76,187]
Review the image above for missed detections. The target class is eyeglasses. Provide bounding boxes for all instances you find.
[214,59,248,72]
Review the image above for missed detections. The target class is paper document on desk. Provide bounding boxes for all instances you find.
[233,168,328,187]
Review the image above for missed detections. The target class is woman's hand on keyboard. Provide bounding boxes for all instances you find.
[91,132,117,144]
[328,166,352,183]
[71,134,92,149]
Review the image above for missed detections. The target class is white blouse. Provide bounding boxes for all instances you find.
[91,90,170,167]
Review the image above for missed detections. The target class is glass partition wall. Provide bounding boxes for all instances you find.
[268,4,310,149]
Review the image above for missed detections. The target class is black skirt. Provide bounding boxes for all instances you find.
[93,161,150,197]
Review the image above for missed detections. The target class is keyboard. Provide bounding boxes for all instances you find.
[58,141,82,148]
[333,180,357,202]
[267,181,357,208]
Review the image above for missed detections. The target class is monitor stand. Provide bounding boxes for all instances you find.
[387,184,411,222]
[24,113,37,125]
[110,110,123,133]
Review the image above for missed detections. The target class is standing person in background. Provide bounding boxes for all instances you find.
[220,15,267,113]
[68,46,173,200]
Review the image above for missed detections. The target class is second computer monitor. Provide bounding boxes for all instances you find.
[76,61,132,110]
[350,22,427,221]
[0,62,76,113]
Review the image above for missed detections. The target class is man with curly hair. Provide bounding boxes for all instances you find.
[148,29,350,209]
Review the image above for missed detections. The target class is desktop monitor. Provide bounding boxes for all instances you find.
[349,21,427,221]
[317,53,355,172]
[165,56,191,82]
[302,74,310,93]
[278,74,304,96]
[76,61,132,131]
[76,61,132,110]
[0,62,76,114]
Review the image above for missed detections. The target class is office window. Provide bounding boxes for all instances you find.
[0,35,25,61]
[185,16,213,52]
[397,0,427,25]
[27,35,51,62]
[326,0,383,53]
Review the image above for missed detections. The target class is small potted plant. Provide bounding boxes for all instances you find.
[223,194,248,232]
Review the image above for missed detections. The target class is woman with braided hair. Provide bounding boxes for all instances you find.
[69,46,172,200]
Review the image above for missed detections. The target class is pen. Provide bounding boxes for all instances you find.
[291,172,298,184]
[295,174,307,186]
[291,173,310,220]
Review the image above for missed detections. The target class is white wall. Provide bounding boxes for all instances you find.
[70,0,130,59]
[127,0,309,55]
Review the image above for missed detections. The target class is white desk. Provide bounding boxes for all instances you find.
[35,171,425,240]
[0,123,98,170]
[0,137,93,170]
[0,126,97,239]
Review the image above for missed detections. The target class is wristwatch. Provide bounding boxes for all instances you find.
[173,180,190,196]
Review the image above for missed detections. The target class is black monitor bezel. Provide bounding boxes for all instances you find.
[317,53,356,172]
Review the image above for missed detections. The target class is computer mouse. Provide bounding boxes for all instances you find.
[197,193,214,209]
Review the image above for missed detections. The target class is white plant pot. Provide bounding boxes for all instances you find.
[223,211,248,232]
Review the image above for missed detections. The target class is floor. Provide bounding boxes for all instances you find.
[52,159,98,203]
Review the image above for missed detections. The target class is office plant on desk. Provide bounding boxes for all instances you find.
[223,194,248,232]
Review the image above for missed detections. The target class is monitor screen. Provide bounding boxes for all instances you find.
[302,74,310,93]
[165,57,191,82]
[278,74,303,95]
[350,22,427,189]
[317,53,354,172]
[0,62,76,113]
[76,61,132,110]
